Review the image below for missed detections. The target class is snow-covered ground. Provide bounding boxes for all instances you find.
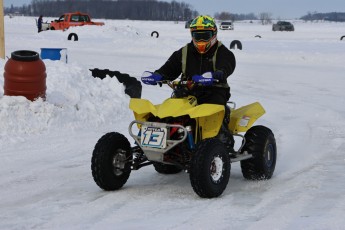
[1,17,345,229]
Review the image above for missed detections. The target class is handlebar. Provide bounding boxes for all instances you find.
[159,79,219,90]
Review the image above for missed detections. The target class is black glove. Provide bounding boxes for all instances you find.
[212,70,227,83]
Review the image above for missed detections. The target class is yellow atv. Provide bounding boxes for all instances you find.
[91,76,277,198]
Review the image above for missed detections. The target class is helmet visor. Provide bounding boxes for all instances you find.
[192,31,213,42]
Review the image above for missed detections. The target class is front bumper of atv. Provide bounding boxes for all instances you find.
[129,120,188,162]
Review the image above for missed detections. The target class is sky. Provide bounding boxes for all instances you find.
[186,0,345,19]
[3,0,345,19]
[1,15,345,229]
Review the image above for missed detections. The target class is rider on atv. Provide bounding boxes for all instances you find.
[91,17,277,199]
[142,15,236,149]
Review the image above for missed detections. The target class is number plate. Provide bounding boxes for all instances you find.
[141,126,167,149]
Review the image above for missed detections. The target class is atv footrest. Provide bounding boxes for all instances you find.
[230,152,252,162]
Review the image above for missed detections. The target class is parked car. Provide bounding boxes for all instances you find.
[219,21,234,30]
[272,21,294,31]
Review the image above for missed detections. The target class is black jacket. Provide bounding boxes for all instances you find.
[156,41,235,81]
[155,41,236,105]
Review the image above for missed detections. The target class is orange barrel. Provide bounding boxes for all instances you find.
[3,50,47,101]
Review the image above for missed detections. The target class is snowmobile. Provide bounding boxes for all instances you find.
[91,72,277,198]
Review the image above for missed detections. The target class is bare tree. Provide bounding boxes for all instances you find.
[214,12,257,21]
[215,12,232,21]
[259,12,272,25]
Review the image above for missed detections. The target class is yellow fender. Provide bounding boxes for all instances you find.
[129,98,157,121]
[190,104,224,139]
[229,102,265,134]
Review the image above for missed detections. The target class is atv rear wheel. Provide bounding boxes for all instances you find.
[91,132,132,190]
[190,138,230,198]
[241,126,277,180]
[153,162,182,174]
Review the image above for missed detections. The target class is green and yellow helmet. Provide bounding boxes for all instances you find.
[189,15,218,54]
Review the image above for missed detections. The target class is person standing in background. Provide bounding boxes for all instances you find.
[37,15,43,33]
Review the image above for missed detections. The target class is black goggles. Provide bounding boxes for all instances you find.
[192,31,214,42]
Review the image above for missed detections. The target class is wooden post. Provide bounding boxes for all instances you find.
[0,0,5,59]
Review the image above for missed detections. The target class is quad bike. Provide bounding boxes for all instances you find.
[91,74,277,198]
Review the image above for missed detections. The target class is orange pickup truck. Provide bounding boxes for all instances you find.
[50,12,105,30]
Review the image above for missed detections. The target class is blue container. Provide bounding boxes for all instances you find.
[40,48,67,63]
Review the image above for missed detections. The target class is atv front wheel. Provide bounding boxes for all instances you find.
[91,132,132,190]
[190,138,230,198]
[153,162,182,174]
[241,126,277,180]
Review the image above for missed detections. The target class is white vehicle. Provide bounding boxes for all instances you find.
[219,21,234,30]
[41,22,51,31]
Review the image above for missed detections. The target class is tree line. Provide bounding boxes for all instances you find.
[6,0,262,21]
[300,12,345,22]
[215,11,345,23]
[5,0,198,21]
[13,1,345,22]
[214,12,258,21]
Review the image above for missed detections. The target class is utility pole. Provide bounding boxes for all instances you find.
[0,0,5,59]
